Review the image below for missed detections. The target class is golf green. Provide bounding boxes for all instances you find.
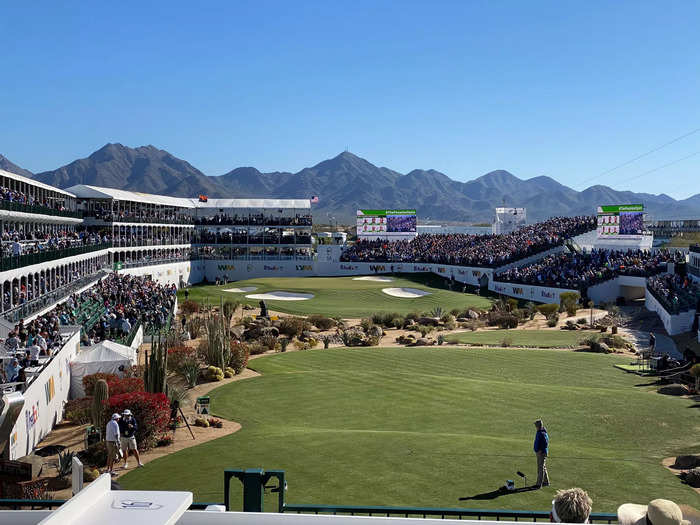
[179,274,493,317]
[120,347,700,512]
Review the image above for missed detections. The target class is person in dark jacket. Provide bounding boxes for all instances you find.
[533,419,550,488]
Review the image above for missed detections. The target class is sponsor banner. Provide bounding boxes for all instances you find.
[340,264,359,270]
[295,264,313,271]
[370,264,386,272]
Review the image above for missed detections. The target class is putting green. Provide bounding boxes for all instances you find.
[120,347,700,511]
[179,274,492,317]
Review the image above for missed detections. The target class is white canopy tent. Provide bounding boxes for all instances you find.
[69,341,137,398]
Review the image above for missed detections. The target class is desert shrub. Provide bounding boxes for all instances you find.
[180,300,200,315]
[194,417,209,427]
[64,397,92,425]
[546,314,559,327]
[360,318,374,332]
[294,340,310,350]
[524,302,537,320]
[578,334,611,353]
[307,314,335,330]
[83,373,119,396]
[260,334,278,350]
[222,300,239,321]
[307,337,318,348]
[340,329,366,347]
[208,417,223,428]
[206,366,224,382]
[167,345,197,372]
[577,317,587,325]
[179,355,201,388]
[429,306,445,318]
[321,335,332,349]
[417,325,434,337]
[537,303,559,317]
[564,320,577,330]
[498,313,519,329]
[228,341,249,373]
[450,308,461,317]
[444,318,457,330]
[279,317,311,337]
[600,334,630,349]
[106,377,145,396]
[437,334,445,345]
[77,441,107,468]
[241,315,255,327]
[500,336,513,347]
[279,338,290,353]
[560,292,581,316]
[391,316,406,329]
[104,391,171,449]
[187,316,205,338]
[157,435,174,447]
[83,467,100,481]
[506,298,519,312]
[405,311,422,322]
[248,342,266,355]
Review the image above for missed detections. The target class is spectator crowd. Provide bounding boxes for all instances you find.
[647,273,700,314]
[496,249,685,290]
[1,228,110,259]
[0,185,69,211]
[341,216,596,267]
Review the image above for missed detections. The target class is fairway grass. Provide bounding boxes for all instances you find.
[121,347,700,511]
[445,329,590,348]
[179,273,492,317]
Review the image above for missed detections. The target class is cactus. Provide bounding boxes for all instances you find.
[144,336,168,394]
[222,298,238,327]
[91,379,109,434]
[202,307,231,370]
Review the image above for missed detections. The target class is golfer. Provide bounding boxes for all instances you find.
[119,409,143,469]
[533,419,550,488]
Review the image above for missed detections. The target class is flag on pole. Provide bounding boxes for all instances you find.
[310,196,319,203]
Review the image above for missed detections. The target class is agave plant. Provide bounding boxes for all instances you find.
[57,450,76,478]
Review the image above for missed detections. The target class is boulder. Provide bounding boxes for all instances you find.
[680,468,700,488]
[598,342,611,353]
[409,338,433,346]
[261,326,279,338]
[367,325,384,339]
[230,325,245,339]
[674,455,700,469]
[467,310,479,319]
[416,317,439,326]
[658,384,690,396]
[300,330,315,342]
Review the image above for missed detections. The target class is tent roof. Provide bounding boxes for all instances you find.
[0,169,77,198]
[72,340,136,363]
[66,184,195,208]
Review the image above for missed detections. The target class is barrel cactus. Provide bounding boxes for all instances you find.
[91,379,109,434]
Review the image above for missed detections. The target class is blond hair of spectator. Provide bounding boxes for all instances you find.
[552,488,592,523]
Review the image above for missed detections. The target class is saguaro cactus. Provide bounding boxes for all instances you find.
[91,379,109,434]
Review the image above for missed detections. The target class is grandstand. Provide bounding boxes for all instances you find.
[0,167,698,520]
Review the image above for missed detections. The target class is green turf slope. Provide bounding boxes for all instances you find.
[120,347,700,511]
[445,329,589,348]
[178,274,492,317]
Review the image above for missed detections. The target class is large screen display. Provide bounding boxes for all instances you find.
[597,204,644,238]
[357,209,417,238]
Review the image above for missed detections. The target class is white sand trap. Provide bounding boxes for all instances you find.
[224,286,257,293]
[352,276,394,282]
[245,291,314,301]
[381,287,431,298]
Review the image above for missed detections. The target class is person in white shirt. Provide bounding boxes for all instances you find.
[105,413,121,475]
[11,241,21,257]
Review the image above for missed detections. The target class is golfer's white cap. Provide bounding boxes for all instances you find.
[111,413,121,420]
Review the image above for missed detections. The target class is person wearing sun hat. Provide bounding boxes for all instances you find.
[618,499,699,525]
[119,409,143,469]
[105,413,121,476]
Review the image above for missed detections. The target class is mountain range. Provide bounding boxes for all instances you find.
[4,143,699,223]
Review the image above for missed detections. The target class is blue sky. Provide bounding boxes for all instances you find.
[1,1,699,198]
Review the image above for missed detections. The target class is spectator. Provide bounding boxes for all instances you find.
[105,413,121,476]
[119,409,144,469]
[617,499,694,525]
[551,488,592,523]
[5,358,20,383]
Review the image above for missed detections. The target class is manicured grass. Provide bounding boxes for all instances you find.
[445,329,591,348]
[179,273,493,318]
[120,347,700,511]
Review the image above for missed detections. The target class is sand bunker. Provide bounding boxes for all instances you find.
[245,291,314,301]
[352,276,394,282]
[381,287,431,298]
[224,286,257,293]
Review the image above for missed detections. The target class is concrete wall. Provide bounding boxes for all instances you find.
[587,275,647,304]
[488,281,578,304]
[121,260,203,288]
[644,288,696,336]
[9,330,81,460]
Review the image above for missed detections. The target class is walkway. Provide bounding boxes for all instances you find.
[619,328,682,360]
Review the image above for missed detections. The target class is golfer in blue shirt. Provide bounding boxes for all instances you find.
[533,419,550,488]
